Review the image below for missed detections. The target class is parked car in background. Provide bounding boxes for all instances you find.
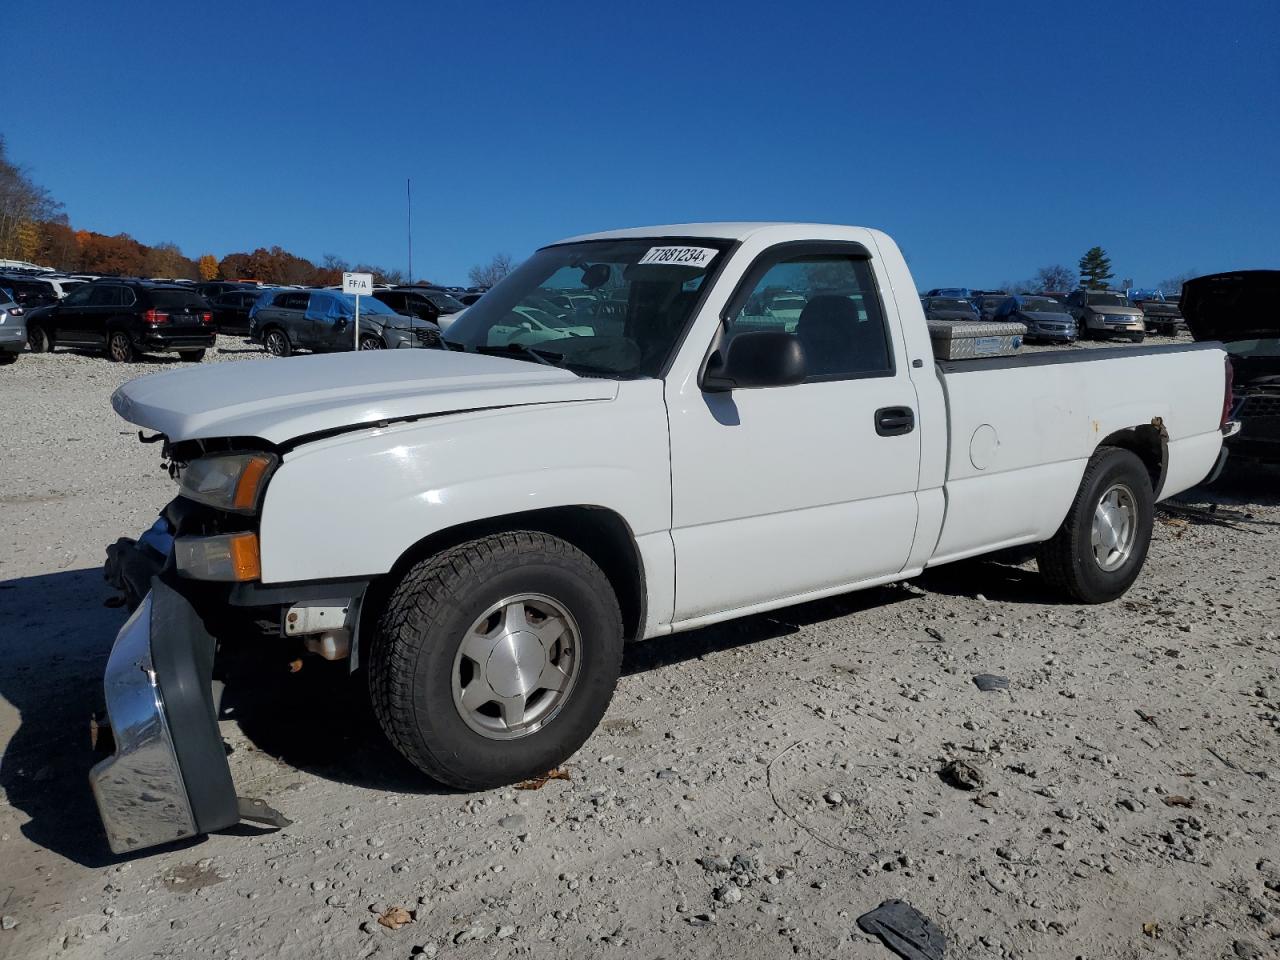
[249,289,441,356]
[457,292,485,306]
[922,296,981,322]
[196,281,260,300]
[973,292,1010,320]
[24,281,215,362]
[1066,289,1146,342]
[994,295,1077,342]
[1183,270,1280,464]
[1132,296,1184,336]
[924,287,973,299]
[0,288,26,365]
[209,288,269,335]
[0,273,62,309]
[372,286,468,331]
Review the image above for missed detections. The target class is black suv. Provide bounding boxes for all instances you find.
[25,280,216,362]
[372,286,467,326]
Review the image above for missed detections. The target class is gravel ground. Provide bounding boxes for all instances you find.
[1,334,1278,960]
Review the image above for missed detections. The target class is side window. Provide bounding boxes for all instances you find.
[120,287,136,306]
[62,285,95,306]
[88,285,121,306]
[725,252,892,379]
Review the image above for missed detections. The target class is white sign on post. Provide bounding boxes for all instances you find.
[342,272,374,296]
[342,273,374,351]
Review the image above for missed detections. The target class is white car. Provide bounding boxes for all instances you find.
[93,222,1237,853]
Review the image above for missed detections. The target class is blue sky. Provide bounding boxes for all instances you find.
[6,0,1277,287]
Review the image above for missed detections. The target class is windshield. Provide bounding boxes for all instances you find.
[1087,293,1128,308]
[1021,298,1064,313]
[444,237,729,377]
[1225,337,1280,358]
[338,292,394,315]
[979,296,1005,309]
[425,291,466,313]
[929,298,974,311]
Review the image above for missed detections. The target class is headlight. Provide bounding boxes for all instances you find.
[175,532,261,581]
[178,452,277,513]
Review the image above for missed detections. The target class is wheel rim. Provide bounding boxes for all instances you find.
[360,336,383,350]
[1091,482,1137,571]
[451,593,581,741]
[109,334,130,361]
[266,331,286,356]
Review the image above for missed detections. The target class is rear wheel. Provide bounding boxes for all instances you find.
[359,334,385,350]
[368,531,624,789]
[178,349,206,363]
[1037,447,1154,603]
[107,330,136,363]
[263,328,291,357]
[27,325,52,353]
[0,353,16,365]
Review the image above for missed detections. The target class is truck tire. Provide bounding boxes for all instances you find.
[1037,447,1154,603]
[368,531,624,789]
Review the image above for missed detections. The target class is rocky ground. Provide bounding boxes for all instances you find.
[0,335,1277,960]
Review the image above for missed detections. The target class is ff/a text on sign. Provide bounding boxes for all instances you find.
[342,272,374,296]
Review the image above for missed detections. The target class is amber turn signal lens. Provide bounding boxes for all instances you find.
[233,456,273,511]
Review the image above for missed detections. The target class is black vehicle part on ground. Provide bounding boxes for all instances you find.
[855,899,946,960]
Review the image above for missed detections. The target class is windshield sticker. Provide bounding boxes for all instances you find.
[638,246,719,268]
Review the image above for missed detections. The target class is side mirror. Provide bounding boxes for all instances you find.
[703,330,806,392]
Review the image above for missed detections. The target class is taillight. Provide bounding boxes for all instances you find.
[200,311,214,325]
[1221,356,1234,429]
[143,309,170,325]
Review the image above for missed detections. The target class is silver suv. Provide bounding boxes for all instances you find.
[0,287,25,365]
[247,289,441,357]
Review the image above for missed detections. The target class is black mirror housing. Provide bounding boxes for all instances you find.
[703,330,806,392]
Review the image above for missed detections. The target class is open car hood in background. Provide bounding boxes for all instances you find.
[1182,270,1280,343]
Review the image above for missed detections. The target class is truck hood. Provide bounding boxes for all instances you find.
[1182,270,1280,343]
[111,349,618,445]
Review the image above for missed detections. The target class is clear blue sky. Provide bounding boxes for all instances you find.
[6,0,1277,288]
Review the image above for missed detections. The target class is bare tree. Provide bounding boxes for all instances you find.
[468,253,514,288]
[0,135,62,261]
[1031,264,1077,293]
[1157,270,1197,295]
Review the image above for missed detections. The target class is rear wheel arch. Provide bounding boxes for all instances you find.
[1097,422,1167,497]
[365,505,647,647]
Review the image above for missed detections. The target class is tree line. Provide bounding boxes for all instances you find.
[0,136,414,285]
[998,248,1193,297]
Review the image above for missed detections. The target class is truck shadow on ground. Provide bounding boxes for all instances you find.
[0,567,133,868]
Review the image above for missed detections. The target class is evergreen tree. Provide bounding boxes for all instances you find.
[1078,247,1114,289]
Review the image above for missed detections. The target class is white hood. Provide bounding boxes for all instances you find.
[111,350,617,445]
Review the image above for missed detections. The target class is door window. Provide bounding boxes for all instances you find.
[62,285,95,307]
[88,285,124,306]
[725,251,892,379]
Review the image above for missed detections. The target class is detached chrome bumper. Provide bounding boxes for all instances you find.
[90,579,240,854]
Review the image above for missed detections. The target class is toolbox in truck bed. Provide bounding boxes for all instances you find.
[927,319,1026,360]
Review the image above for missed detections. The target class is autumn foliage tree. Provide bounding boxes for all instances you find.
[197,254,219,280]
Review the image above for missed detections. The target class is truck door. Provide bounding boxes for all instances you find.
[665,242,922,622]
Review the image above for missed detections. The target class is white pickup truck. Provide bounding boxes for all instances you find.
[93,222,1237,854]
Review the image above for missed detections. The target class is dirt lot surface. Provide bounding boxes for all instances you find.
[1,335,1277,960]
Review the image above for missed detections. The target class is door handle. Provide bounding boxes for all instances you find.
[875,406,915,437]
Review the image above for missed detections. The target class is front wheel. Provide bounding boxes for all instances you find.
[107,330,136,363]
[358,334,385,350]
[263,328,291,357]
[368,531,624,789]
[177,349,206,363]
[1037,447,1154,603]
[1129,333,1146,344]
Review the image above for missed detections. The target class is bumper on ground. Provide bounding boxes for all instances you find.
[90,578,239,854]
